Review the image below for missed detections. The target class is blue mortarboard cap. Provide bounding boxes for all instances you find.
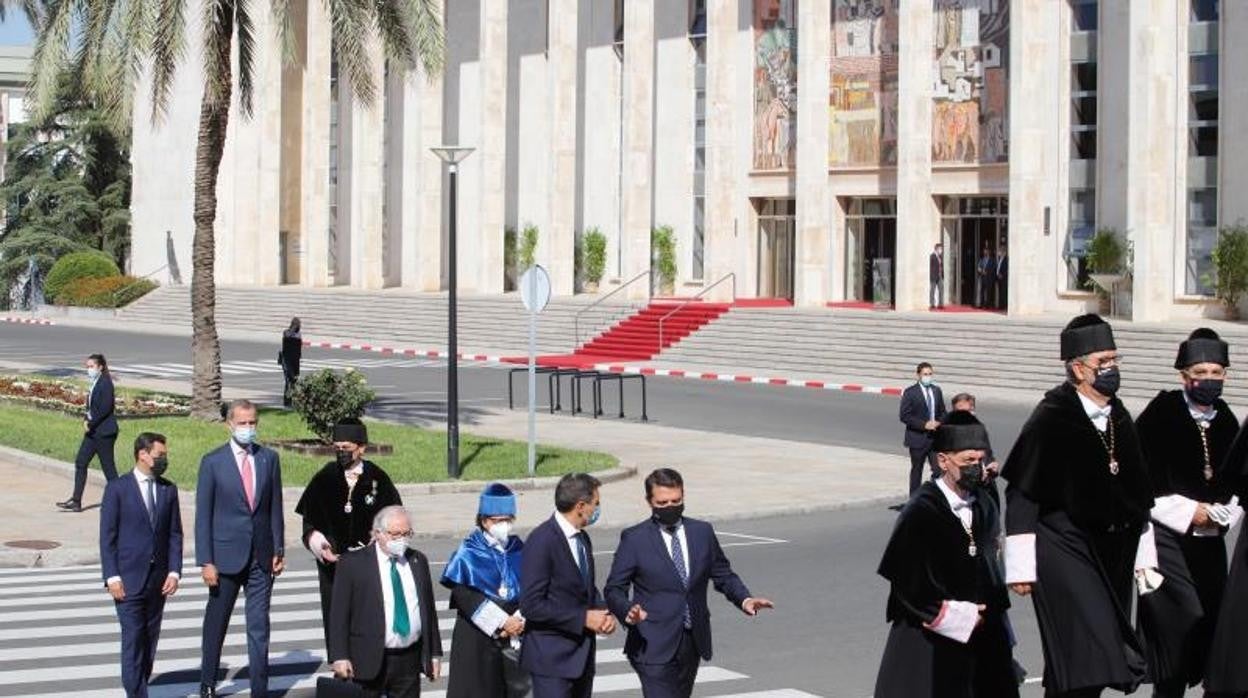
[479,483,516,517]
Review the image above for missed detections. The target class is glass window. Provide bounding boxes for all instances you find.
[1191,0,1219,22]
[1190,89,1219,121]
[1189,188,1218,227]
[1187,224,1218,295]
[1067,189,1095,290]
[1071,0,1098,32]
[1190,54,1219,88]
[1071,96,1097,126]
[1072,62,1097,93]
[1071,129,1097,160]
[1190,126,1218,158]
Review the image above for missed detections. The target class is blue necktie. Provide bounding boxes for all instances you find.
[144,479,156,528]
[575,533,590,592]
[668,526,693,629]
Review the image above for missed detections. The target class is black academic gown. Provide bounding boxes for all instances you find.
[875,481,1019,698]
[1135,390,1238,690]
[1204,416,1248,694]
[294,460,402,651]
[1001,382,1154,695]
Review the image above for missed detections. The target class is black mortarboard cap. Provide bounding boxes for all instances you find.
[1175,327,1230,369]
[1060,313,1116,361]
[331,418,368,445]
[934,410,991,452]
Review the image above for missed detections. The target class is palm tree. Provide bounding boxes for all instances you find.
[29,0,445,419]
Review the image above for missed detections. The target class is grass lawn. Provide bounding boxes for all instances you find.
[0,404,617,488]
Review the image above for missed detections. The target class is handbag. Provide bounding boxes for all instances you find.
[316,676,366,698]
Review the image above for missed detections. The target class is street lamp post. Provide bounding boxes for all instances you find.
[431,146,475,479]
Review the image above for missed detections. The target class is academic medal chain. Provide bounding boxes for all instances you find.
[1096,419,1119,476]
[961,517,977,557]
[1198,420,1214,482]
[344,471,359,514]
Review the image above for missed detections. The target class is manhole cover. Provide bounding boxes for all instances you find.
[4,540,61,550]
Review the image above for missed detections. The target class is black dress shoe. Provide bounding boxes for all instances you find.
[199,684,217,697]
[55,498,81,512]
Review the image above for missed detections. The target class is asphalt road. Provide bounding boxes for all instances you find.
[0,323,1035,458]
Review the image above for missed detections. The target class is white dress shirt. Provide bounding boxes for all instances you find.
[230,441,257,499]
[554,511,584,567]
[375,544,422,648]
[922,478,980,644]
[659,522,691,575]
[105,469,180,586]
[1077,391,1112,431]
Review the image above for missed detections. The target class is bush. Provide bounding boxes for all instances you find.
[583,227,606,285]
[1212,224,1248,320]
[651,225,677,291]
[54,275,157,308]
[504,227,517,291]
[1085,229,1126,275]
[290,368,377,443]
[519,223,539,271]
[45,251,120,300]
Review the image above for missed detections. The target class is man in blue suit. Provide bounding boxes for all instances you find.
[521,473,617,698]
[899,362,947,497]
[196,399,285,697]
[100,432,183,697]
[605,468,773,698]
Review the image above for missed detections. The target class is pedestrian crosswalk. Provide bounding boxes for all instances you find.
[112,357,506,380]
[0,563,822,697]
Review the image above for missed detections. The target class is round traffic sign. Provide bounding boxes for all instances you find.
[520,265,551,313]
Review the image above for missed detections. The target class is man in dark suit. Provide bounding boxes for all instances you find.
[329,506,443,697]
[605,468,774,698]
[59,353,120,512]
[929,243,945,309]
[196,399,285,697]
[995,247,1009,311]
[899,362,947,496]
[521,473,618,698]
[977,245,996,309]
[100,432,183,697]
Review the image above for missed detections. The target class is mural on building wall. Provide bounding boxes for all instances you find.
[829,0,899,167]
[931,0,1009,164]
[753,0,797,171]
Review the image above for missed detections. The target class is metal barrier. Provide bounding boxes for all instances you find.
[506,366,649,422]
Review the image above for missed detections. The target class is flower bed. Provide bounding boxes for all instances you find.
[0,375,190,417]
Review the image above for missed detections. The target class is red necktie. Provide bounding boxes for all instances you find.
[240,451,255,511]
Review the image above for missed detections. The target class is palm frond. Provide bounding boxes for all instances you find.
[373,0,413,69]
[148,0,187,123]
[234,0,255,117]
[326,0,376,105]
[406,0,443,78]
[268,0,294,66]
[28,0,79,123]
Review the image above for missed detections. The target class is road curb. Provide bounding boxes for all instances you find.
[0,316,55,326]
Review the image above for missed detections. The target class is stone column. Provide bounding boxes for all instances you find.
[1123,0,1180,321]
[348,40,386,290]
[400,49,445,291]
[547,0,579,295]
[894,0,935,311]
[475,0,508,294]
[1222,0,1248,227]
[1007,0,1062,315]
[621,0,656,299]
[794,0,830,306]
[252,6,284,286]
[703,0,736,300]
[300,0,332,286]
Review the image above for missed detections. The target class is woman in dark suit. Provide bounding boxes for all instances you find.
[279,317,302,406]
[58,353,119,512]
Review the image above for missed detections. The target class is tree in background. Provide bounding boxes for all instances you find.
[0,75,131,304]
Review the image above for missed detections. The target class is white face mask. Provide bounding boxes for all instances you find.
[87,367,100,379]
[487,522,512,546]
[232,427,256,445]
[384,537,408,558]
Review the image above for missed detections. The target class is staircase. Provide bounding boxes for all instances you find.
[536,302,732,368]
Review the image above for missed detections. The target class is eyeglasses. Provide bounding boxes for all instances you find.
[1082,356,1123,370]
[385,530,414,538]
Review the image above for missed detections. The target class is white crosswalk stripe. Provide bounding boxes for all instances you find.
[108,357,510,380]
[0,565,819,697]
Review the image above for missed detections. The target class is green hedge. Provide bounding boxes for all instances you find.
[44,251,121,300]
[54,275,157,308]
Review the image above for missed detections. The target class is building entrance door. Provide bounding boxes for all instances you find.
[757,199,796,300]
[845,198,898,306]
[940,197,1009,309]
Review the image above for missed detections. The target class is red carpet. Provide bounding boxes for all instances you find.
[534,301,732,368]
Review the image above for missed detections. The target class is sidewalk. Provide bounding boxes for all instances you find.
[0,380,908,568]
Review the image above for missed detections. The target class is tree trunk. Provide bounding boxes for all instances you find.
[189,32,234,420]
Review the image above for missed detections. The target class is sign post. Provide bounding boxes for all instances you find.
[520,265,551,476]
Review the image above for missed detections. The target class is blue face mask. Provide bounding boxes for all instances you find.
[232,427,256,446]
[587,505,601,527]
[920,375,934,387]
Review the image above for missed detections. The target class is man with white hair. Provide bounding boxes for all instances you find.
[329,506,443,697]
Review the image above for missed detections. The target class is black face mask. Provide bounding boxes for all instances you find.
[335,450,354,468]
[1187,378,1224,407]
[956,462,984,490]
[150,456,169,477]
[1091,366,1120,398]
[652,504,685,528]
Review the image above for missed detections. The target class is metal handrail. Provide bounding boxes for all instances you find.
[657,272,736,351]
[574,268,652,348]
[111,265,168,302]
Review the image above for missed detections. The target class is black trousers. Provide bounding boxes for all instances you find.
[315,561,336,655]
[115,565,167,697]
[908,448,938,495]
[632,630,700,698]
[531,668,595,698]
[282,370,298,406]
[72,432,118,501]
[357,643,422,698]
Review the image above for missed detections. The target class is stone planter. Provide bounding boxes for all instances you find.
[583,280,599,294]
[271,439,394,457]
